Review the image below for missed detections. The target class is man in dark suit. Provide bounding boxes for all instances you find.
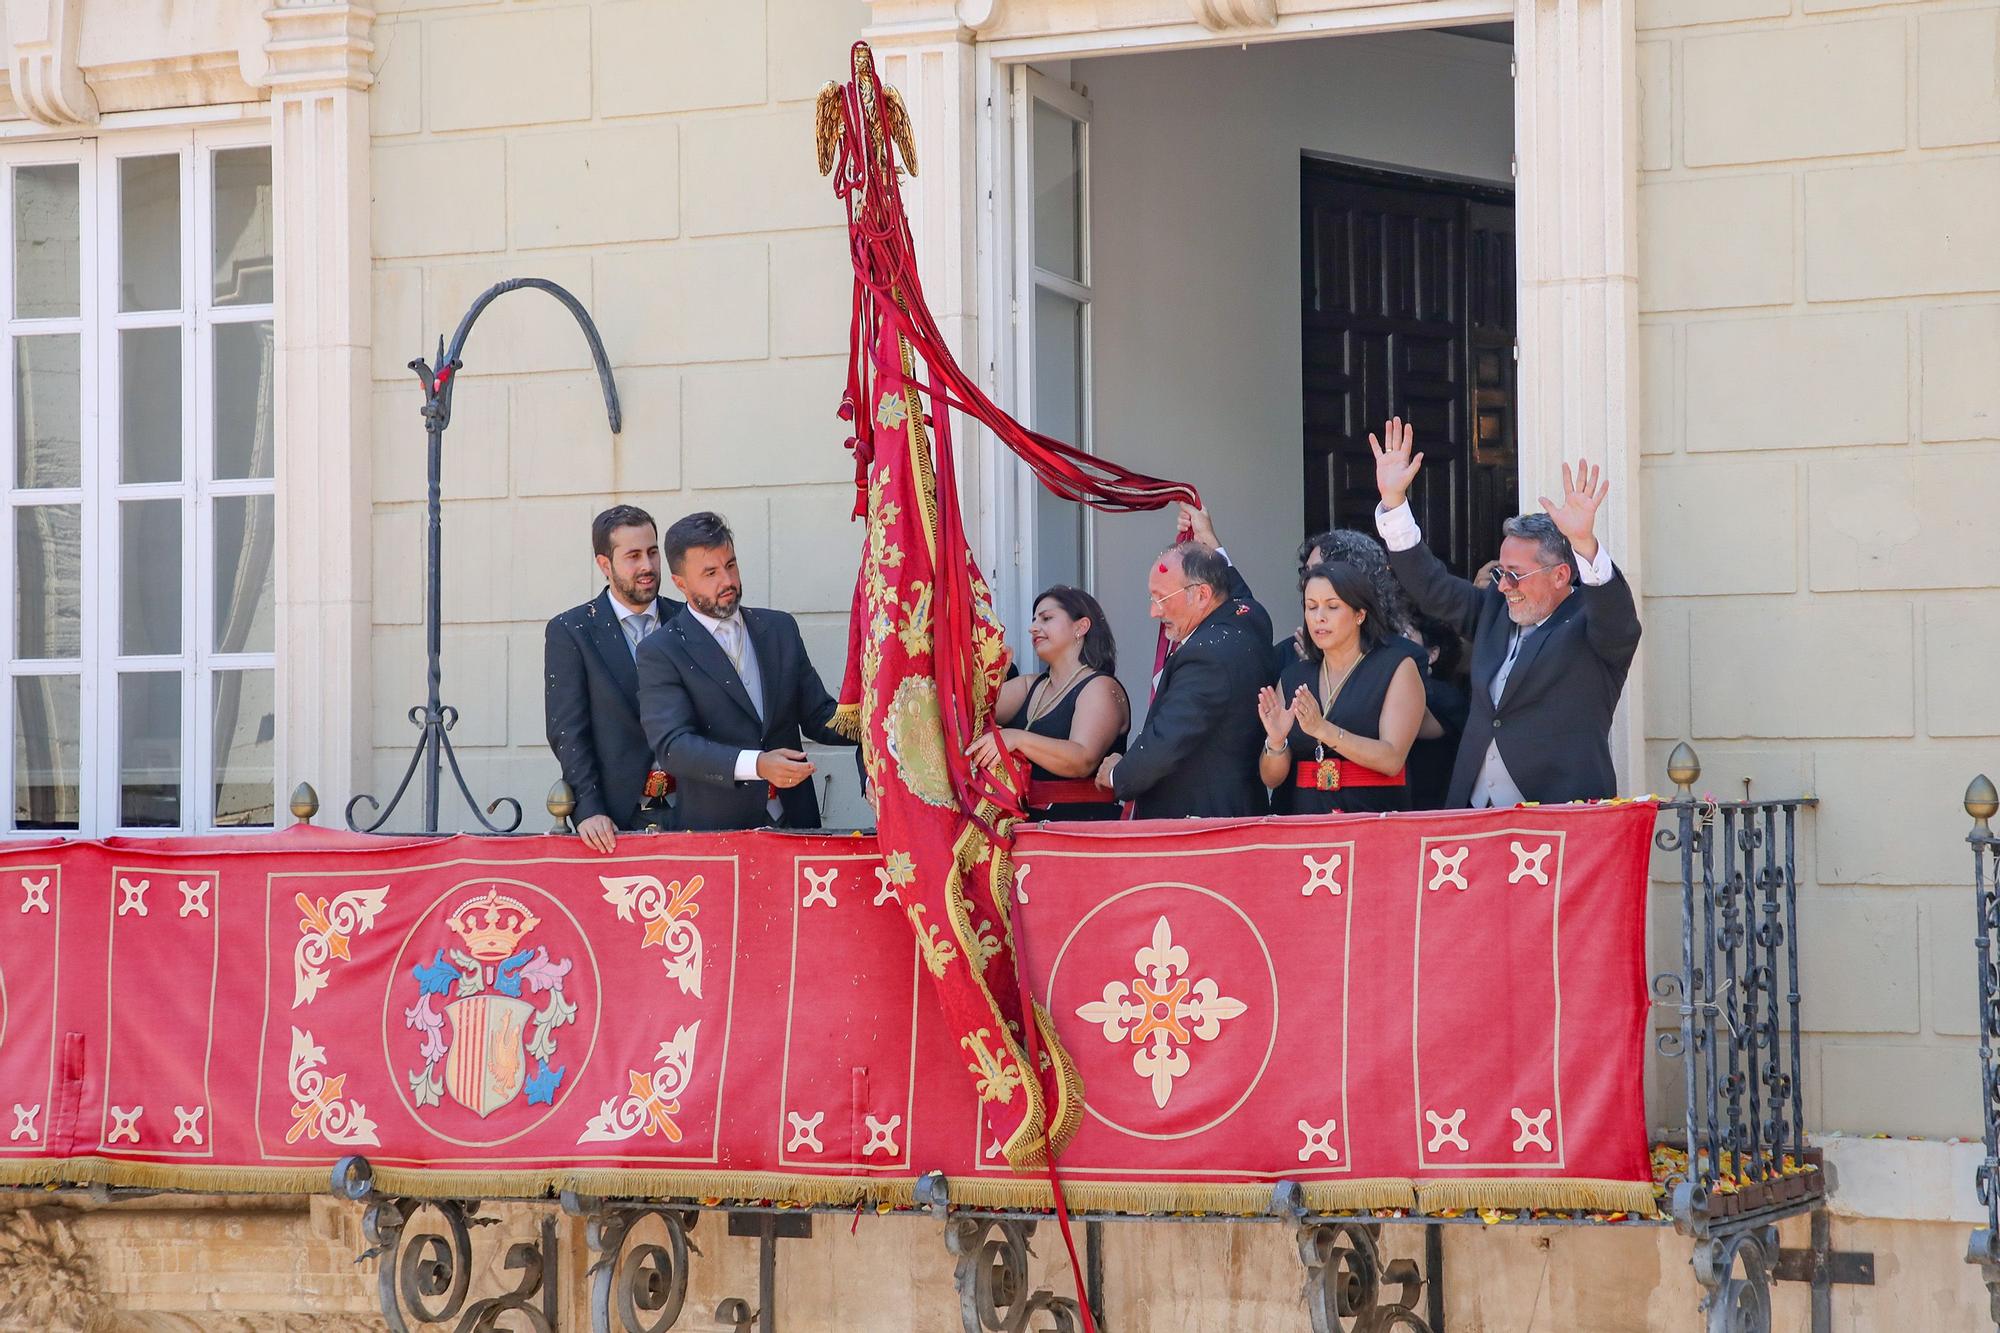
[545,505,684,852]
[1370,418,1642,807]
[638,511,854,831]
[1175,503,1273,657]
[1095,541,1269,819]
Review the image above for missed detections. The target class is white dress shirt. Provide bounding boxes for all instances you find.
[683,604,768,784]
[1374,501,1614,808]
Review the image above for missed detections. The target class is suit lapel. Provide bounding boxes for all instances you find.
[672,614,762,726]
[742,608,781,722]
[1500,594,1582,707]
[585,589,641,703]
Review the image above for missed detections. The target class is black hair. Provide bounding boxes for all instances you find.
[591,504,657,560]
[1409,610,1464,678]
[1032,585,1117,675]
[1297,561,1385,661]
[662,511,735,575]
[1297,527,1411,635]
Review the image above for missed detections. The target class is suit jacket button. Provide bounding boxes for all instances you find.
[1493,719,1503,728]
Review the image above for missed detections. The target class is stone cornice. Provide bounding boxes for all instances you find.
[1188,0,1277,30]
[955,0,1008,33]
[864,0,1004,39]
[262,0,375,94]
[5,0,97,127]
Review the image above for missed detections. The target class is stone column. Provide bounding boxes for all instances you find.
[262,1,374,822]
[865,2,1009,606]
[1513,0,1644,785]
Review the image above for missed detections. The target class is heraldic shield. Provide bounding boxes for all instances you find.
[401,884,583,1127]
[441,992,533,1117]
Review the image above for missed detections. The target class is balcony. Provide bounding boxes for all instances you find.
[0,745,1875,1332]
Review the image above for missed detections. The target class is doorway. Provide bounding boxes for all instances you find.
[1300,158,1517,577]
[991,30,1517,708]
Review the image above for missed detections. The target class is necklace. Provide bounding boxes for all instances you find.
[1026,661,1090,726]
[1311,646,1365,788]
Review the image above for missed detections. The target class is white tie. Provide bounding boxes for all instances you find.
[716,618,745,672]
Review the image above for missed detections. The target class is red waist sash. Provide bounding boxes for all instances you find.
[1027,778,1119,807]
[1293,758,1406,792]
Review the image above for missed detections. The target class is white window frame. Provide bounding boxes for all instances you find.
[1003,66,1095,634]
[0,120,275,838]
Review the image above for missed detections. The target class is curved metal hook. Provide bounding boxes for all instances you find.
[440,278,622,434]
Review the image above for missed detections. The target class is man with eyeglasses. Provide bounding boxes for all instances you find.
[1370,418,1642,809]
[1093,541,1269,818]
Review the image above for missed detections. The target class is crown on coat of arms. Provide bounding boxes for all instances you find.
[447,888,540,961]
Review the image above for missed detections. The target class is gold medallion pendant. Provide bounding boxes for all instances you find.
[1316,759,1341,792]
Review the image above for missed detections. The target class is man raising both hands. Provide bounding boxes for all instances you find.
[1370,420,1641,809]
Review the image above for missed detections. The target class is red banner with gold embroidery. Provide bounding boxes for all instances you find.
[0,806,1655,1213]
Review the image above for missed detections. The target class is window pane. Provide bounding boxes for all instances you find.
[15,334,81,488]
[120,327,182,483]
[14,674,79,830]
[1032,288,1086,591]
[1032,102,1082,283]
[211,147,272,307]
[214,494,274,655]
[119,672,180,828]
[212,668,273,827]
[15,503,81,658]
[213,320,274,479]
[119,155,181,313]
[14,163,80,319]
[121,499,182,656]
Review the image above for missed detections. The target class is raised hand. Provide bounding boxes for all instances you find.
[1292,684,1327,743]
[1537,459,1610,562]
[1369,418,1423,510]
[1178,502,1219,552]
[1256,685,1295,745]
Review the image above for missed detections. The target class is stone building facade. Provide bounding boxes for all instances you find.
[0,0,1996,1327]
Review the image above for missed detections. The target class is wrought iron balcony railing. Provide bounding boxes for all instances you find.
[282,744,1863,1333]
[1652,743,1831,1332]
[1965,774,2000,1329]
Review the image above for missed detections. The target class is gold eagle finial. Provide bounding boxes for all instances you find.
[813,74,918,178]
[815,81,844,176]
[883,86,917,177]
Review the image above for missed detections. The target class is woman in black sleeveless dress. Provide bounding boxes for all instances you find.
[966,587,1129,821]
[1257,561,1425,816]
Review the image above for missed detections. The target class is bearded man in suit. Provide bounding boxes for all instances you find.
[544,505,684,852]
[637,511,855,831]
[1370,418,1642,807]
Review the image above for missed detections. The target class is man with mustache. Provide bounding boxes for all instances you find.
[544,505,684,852]
[1370,419,1642,808]
[638,511,853,831]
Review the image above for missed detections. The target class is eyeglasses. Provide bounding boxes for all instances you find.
[1149,584,1199,612]
[1492,562,1561,589]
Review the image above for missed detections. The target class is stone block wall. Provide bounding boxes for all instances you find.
[365,0,875,826]
[1636,0,2000,1138]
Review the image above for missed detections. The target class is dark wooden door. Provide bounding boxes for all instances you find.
[1300,159,1516,576]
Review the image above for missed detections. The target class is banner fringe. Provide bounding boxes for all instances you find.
[941,1177,1418,1214]
[0,1161,1654,1217]
[827,702,863,742]
[1413,1178,1660,1215]
[0,1158,334,1195]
